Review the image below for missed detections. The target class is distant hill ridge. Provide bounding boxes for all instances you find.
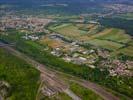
[0,0,133,4]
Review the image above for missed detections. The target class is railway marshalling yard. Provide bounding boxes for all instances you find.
[0,42,119,100]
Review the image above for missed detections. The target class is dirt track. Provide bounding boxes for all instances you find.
[0,42,120,100]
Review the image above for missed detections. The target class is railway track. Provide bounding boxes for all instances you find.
[0,42,121,100]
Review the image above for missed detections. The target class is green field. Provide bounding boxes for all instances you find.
[0,48,40,100]
[49,23,102,39]
[86,28,133,55]
[88,39,124,51]
[96,29,131,43]
[115,13,133,20]
[48,23,133,56]
[118,46,133,56]
[127,40,133,46]
[55,24,87,36]
[49,23,88,38]
[49,22,133,53]
[70,82,103,100]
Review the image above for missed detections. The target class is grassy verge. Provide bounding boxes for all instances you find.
[69,82,103,100]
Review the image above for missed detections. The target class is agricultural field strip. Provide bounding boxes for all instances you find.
[118,46,133,56]
[0,42,120,100]
[87,39,124,51]
[54,24,132,57]
[48,23,133,55]
[50,23,87,37]
[96,29,131,43]
[50,23,131,44]
[51,23,71,30]
[49,24,121,42]
[115,13,133,20]
[91,28,133,54]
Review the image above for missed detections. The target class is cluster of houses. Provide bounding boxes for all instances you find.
[100,59,133,77]
[45,33,133,76]
[22,34,40,41]
[47,34,98,67]
[105,4,133,14]
[0,16,52,33]
[51,45,97,68]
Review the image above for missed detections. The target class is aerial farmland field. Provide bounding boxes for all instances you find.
[48,23,103,40]
[127,40,133,46]
[118,46,133,56]
[48,22,133,55]
[87,39,124,51]
[40,36,64,48]
[85,28,133,54]
[48,23,132,52]
[115,13,133,20]
[96,28,131,43]
[50,23,87,38]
